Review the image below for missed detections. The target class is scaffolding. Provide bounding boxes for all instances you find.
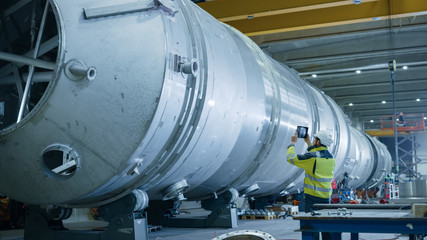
[395,132,423,179]
[380,113,425,132]
[366,113,426,180]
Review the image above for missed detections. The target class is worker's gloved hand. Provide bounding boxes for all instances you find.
[304,133,311,147]
[291,131,298,144]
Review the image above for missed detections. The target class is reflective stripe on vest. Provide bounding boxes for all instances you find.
[304,183,332,193]
[305,173,333,183]
[287,153,296,165]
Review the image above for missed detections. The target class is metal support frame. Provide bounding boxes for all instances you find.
[148,190,238,228]
[24,193,149,240]
[0,36,59,78]
[0,52,56,71]
[4,0,32,17]
[0,71,53,86]
[12,65,25,103]
[16,0,50,123]
[0,11,25,102]
[25,208,148,240]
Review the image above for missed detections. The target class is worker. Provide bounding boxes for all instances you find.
[287,129,335,240]
[397,112,406,127]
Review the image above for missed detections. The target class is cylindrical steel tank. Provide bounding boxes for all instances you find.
[0,0,391,207]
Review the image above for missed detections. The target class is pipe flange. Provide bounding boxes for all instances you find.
[64,59,96,81]
[180,58,199,77]
[212,230,276,240]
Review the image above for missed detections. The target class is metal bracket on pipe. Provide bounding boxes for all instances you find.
[84,1,155,20]
[171,53,199,77]
[155,0,178,16]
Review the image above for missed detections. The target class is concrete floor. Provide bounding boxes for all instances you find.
[149,217,301,240]
[0,217,411,240]
[148,217,410,240]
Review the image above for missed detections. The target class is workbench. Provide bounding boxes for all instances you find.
[293,209,427,240]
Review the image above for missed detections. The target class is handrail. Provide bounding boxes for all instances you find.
[380,113,425,131]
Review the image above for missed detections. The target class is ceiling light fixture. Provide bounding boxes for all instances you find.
[402,66,408,70]
[356,70,361,74]
[370,120,374,123]
[416,98,421,102]
[312,74,317,78]
[348,103,353,106]
[381,100,386,104]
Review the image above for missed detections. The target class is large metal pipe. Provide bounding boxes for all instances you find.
[0,0,391,207]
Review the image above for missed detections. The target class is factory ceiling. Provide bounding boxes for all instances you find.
[196,0,427,130]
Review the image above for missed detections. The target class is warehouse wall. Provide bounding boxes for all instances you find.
[416,133,427,177]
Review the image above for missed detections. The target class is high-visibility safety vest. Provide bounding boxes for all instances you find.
[287,144,335,199]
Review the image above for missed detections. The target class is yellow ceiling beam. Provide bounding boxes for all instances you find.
[216,0,379,22]
[197,0,427,37]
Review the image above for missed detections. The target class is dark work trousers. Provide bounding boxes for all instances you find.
[304,193,332,240]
